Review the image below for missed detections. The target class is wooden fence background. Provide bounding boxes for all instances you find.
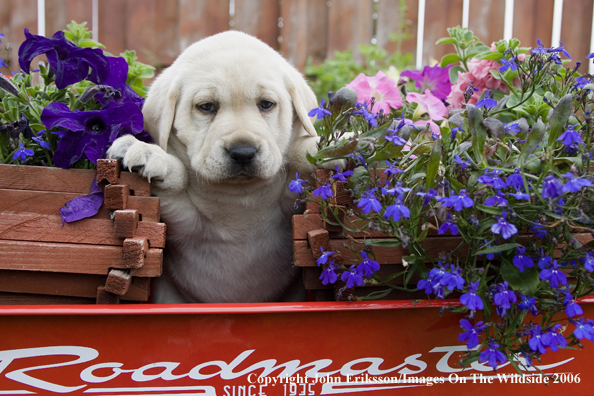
[0,0,593,75]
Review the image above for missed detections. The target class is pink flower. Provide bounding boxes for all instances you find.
[406,90,448,121]
[401,65,453,99]
[346,71,403,114]
[447,58,513,109]
[413,119,441,136]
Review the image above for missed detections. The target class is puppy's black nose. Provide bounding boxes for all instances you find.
[227,145,257,166]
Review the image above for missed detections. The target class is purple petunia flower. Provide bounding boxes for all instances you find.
[313,183,334,200]
[357,188,382,214]
[557,124,582,147]
[460,281,484,311]
[513,246,535,273]
[12,141,34,161]
[94,56,145,109]
[438,213,459,236]
[518,293,538,316]
[528,325,549,354]
[18,28,110,89]
[383,197,411,222]
[357,251,380,277]
[330,165,353,182]
[438,189,474,211]
[542,174,563,199]
[479,339,507,369]
[40,102,144,168]
[491,211,518,240]
[341,265,364,288]
[416,189,437,206]
[539,259,567,288]
[400,64,452,99]
[289,172,307,194]
[319,262,339,285]
[308,98,332,119]
[562,172,592,193]
[59,177,104,224]
[458,319,486,349]
[316,246,335,267]
[476,90,497,109]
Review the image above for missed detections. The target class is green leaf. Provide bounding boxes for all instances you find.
[440,53,461,68]
[583,83,594,91]
[314,138,358,159]
[368,142,403,162]
[475,243,521,256]
[501,258,540,296]
[347,166,370,189]
[474,51,505,61]
[305,150,317,165]
[364,239,402,248]
[436,37,456,45]
[426,137,441,191]
[548,93,573,146]
[519,117,544,164]
[467,104,487,164]
[476,204,502,216]
[449,66,464,84]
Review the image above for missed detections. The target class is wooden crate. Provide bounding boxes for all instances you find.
[0,160,165,304]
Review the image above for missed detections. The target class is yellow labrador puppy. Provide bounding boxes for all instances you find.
[108,31,320,303]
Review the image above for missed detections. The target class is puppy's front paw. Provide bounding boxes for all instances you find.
[108,135,187,193]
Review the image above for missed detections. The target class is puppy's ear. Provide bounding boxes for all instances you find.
[142,72,181,151]
[284,69,318,138]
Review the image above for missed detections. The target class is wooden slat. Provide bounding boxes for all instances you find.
[280,0,328,71]
[0,189,160,222]
[0,292,95,305]
[0,212,165,248]
[0,165,150,196]
[534,0,556,48]
[7,0,37,72]
[0,240,162,277]
[468,0,506,46]
[0,269,150,301]
[376,0,418,59]
[98,0,127,57]
[233,0,280,50]
[154,0,181,66]
[125,0,157,66]
[178,0,230,52]
[561,0,594,70]
[327,0,374,63]
[422,0,465,66]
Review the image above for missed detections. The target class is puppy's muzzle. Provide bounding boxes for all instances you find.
[227,145,258,167]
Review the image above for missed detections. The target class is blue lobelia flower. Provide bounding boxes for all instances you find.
[341,265,364,288]
[499,57,518,73]
[528,325,549,354]
[493,281,517,317]
[563,291,584,318]
[32,130,50,150]
[319,262,339,285]
[18,28,110,89]
[476,90,497,109]
[308,98,332,119]
[562,172,592,193]
[479,339,507,369]
[382,181,411,198]
[484,191,508,207]
[587,52,594,64]
[313,182,333,200]
[12,141,34,161]
[438,213,459,236]
[557,124,582,147]
[289,172,307,194]
[358,188,382,214]
[518,293,538,316]
[316,246,335,266]
[330,165,353,182]
[504,122,521,134]
[491,211,518,240]
[416,189,437,206]
[571,318,594,341]
[385,130,407,146]
[441,264,465,291]
[40,102,144,168]
[453,154,470,171]
[417,276,438,295]
[509,188,530,200]
[478,168,506,190]
[506,169,523,189]
[547,324,568,352]
[357,251,380,277]
[513,246,535,273]
[438,189,474,211]
[537,252,552,269]
[584,253,594,271]
[539,259,567,288]
[383,160,404,176]
[353,103,378,127]
[530,222,548,239]
[383,197,411,222]
[451,122,464,141]
[552,41,572,59]
[458,319,486,349]
[460,281,484,310]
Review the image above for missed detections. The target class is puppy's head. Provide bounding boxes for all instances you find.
[142,31,317,185]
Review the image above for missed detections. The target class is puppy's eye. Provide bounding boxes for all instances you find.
[259,100,275,111]
[197,103,216,113]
